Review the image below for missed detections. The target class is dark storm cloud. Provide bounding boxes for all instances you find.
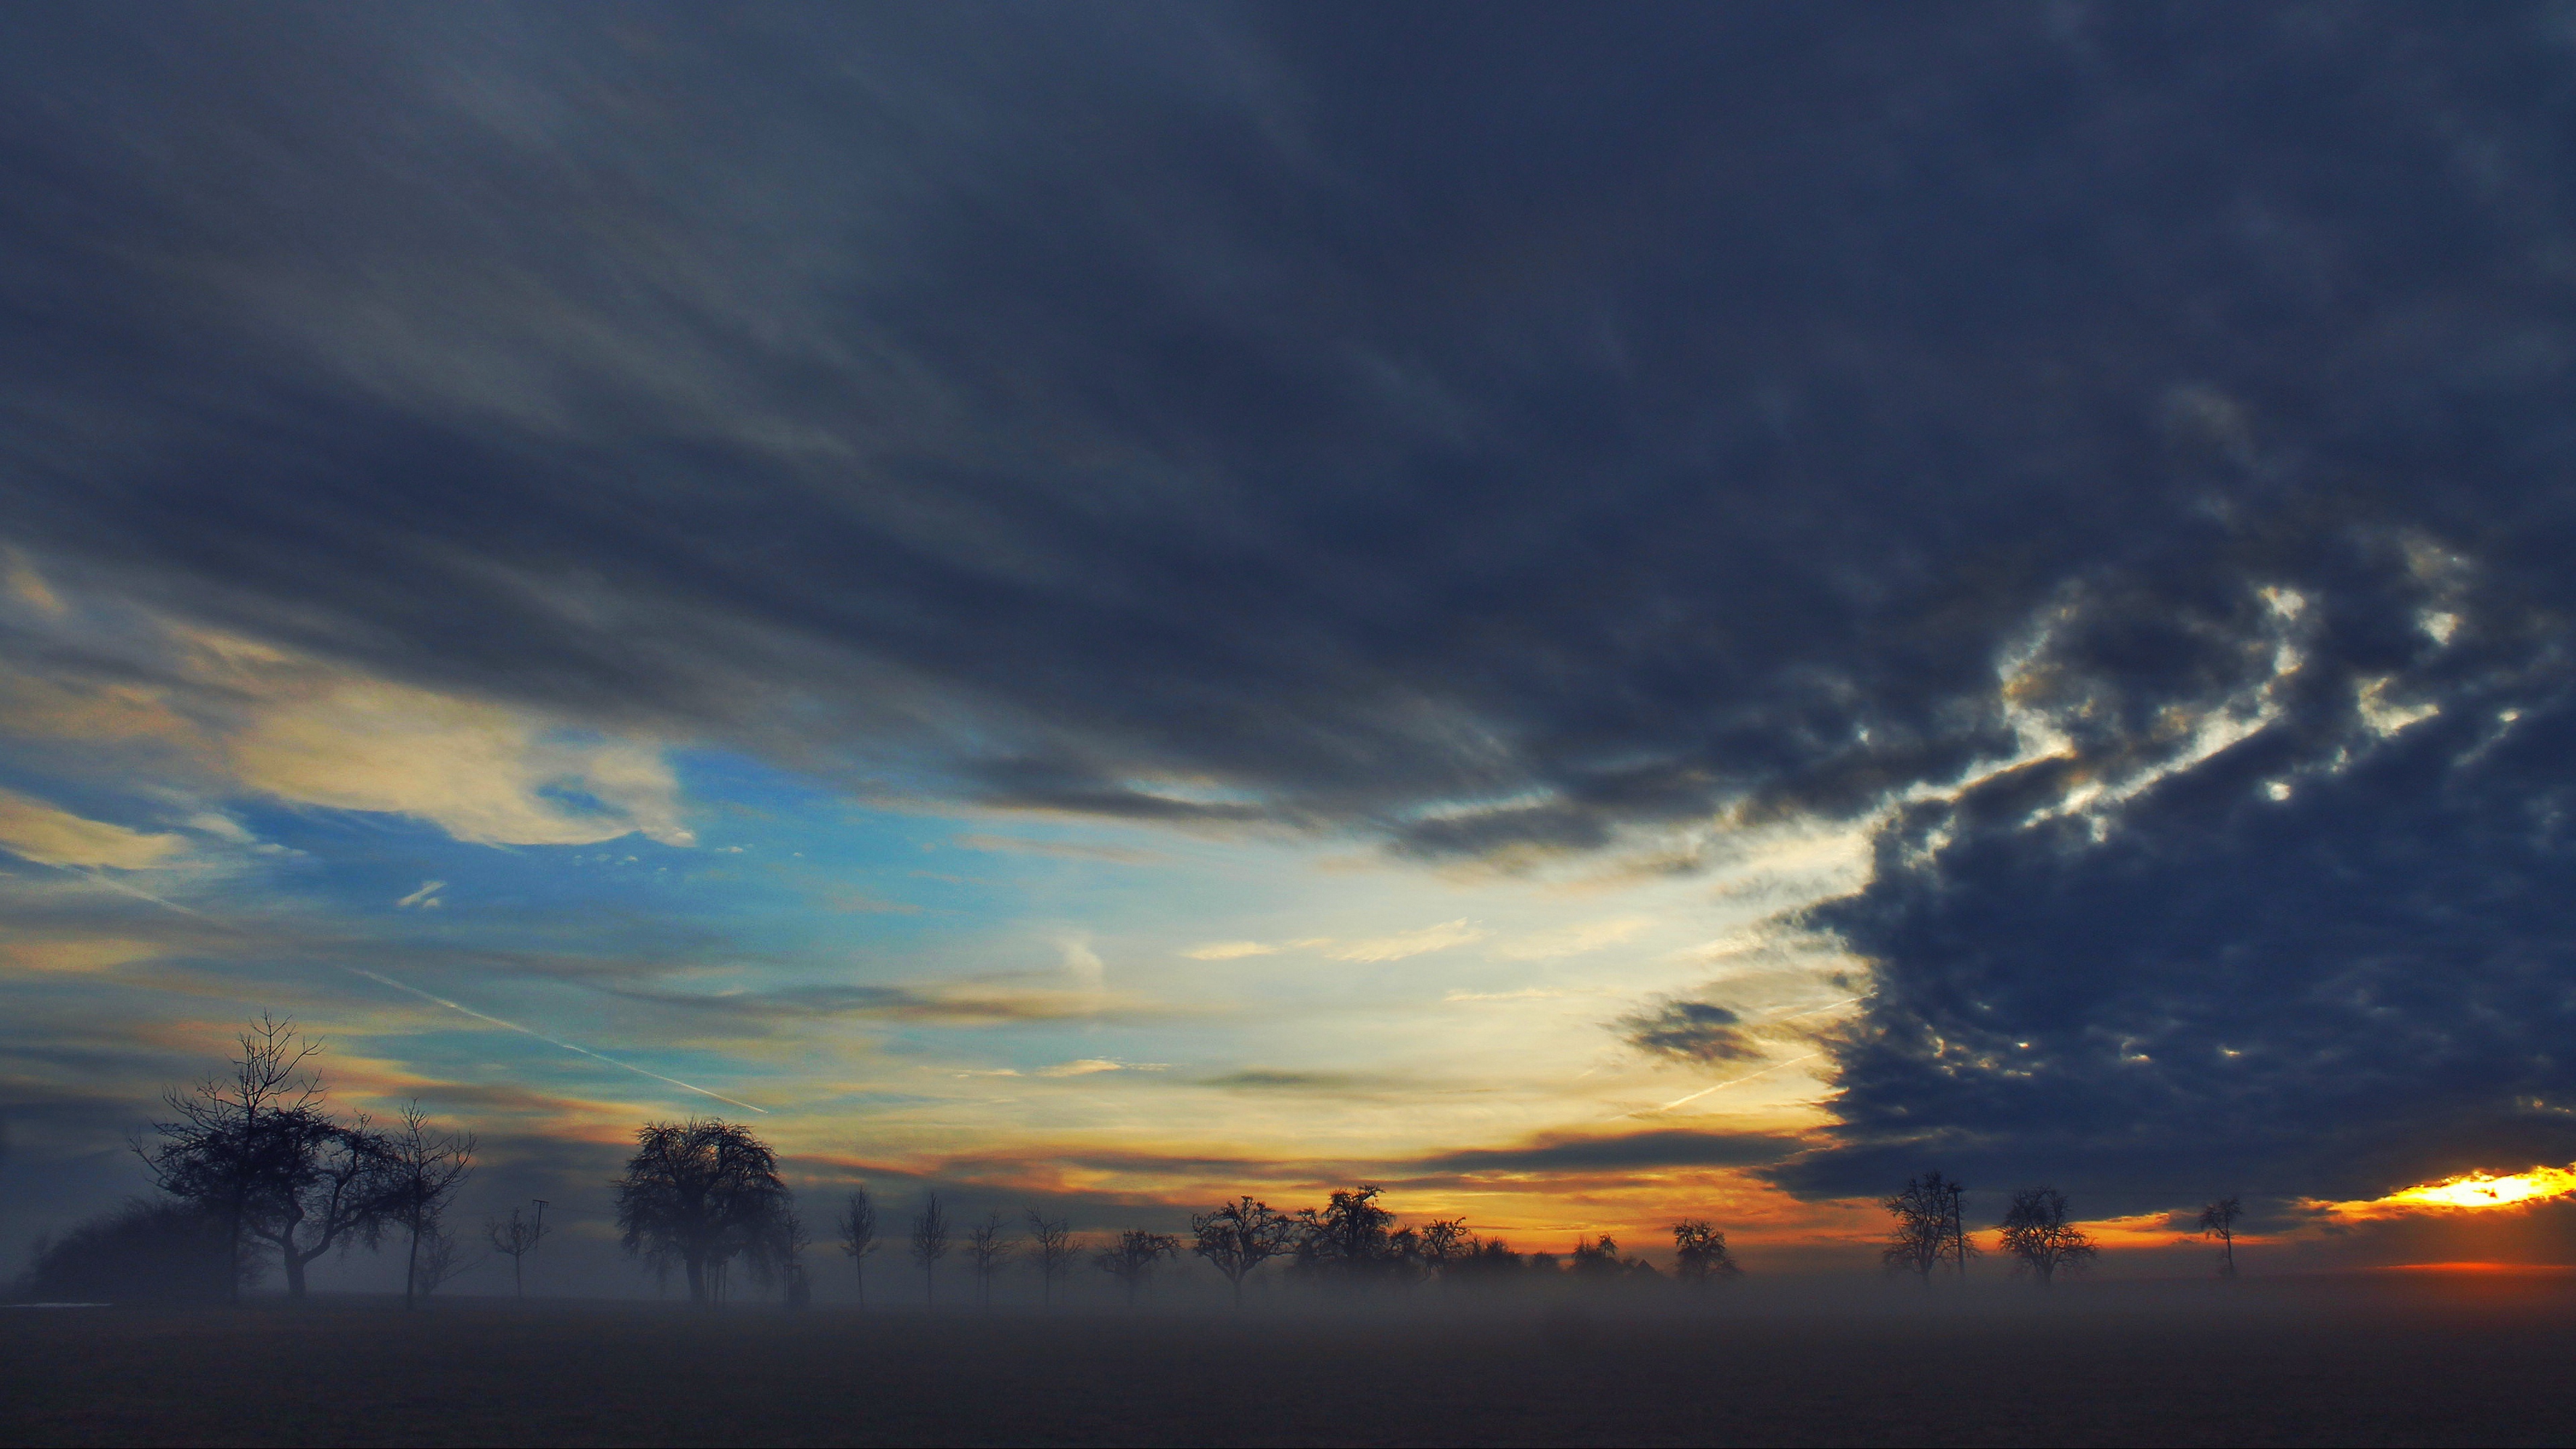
[5,3,2576,1203]
[1617,1000,1760,1064]
[1412,1128,1803,1175]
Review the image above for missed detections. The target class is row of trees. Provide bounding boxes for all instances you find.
[22,1023,2244,1304]
[1882,1171,2247,1284]
[605,1124,1752,1309]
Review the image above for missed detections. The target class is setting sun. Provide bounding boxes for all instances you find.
[2327,1165,2576,1219]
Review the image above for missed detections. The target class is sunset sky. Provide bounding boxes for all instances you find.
[5,3,2575,1284]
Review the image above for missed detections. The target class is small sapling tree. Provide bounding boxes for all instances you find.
[1027,1209,1075,1309]
[910,1192,951,1307]
[838,1189,880,1307]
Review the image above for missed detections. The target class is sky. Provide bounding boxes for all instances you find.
[5,2,2576,1285]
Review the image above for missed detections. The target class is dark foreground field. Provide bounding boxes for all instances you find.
[5,1276,2573,1447]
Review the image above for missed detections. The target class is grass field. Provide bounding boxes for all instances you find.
[5,1275,2572,1446]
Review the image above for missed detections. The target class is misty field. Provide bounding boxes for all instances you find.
[4,1276,2572,1448]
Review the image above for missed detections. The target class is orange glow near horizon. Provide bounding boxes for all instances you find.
[2322,1164,2576,1220]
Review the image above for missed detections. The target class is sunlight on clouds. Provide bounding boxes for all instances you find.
[0,581,696,852]
[1328,919,1485,962]
[1489,916,1652,961]
[1181,940,1281,960]
[2318,1164,2576,1220]
[0,788,189,869]
[225,678,692,847]
[0,934,166,974]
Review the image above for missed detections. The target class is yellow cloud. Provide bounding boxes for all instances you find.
[1328,919,1485,963]
[0,788,188,869]
[1181,940,1280,960]
[0,934,166,973]
[1489,915,1652,961]
[223,678,692,847]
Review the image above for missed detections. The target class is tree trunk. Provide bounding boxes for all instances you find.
[684,1253,707,1304]
[404,1223,422,1310]
[281,1249,309,1298]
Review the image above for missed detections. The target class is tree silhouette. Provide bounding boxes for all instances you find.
[967,1213,1014,1309]
[1670,1220,1741,1286]
[612,1118,792,1305]
[1568,1234,1627,1281]
[1416,1218,1472,1281]
[1095,1229,1179,1305]
[1292,1185,1408,1286]
[1026,1210,1075,1309]
[1190,1197,1295,1307]
[409,1218,478,1301]
[837,1189,879,1307]
[383,1102,474,1310]
[485,1203,549,1298]
[2198,1196,2242,1278]
[135,1016,396,1301]
[1998,1186,2096,1286]
[910,1193,950,1307]
[1881,1171,1973,1283]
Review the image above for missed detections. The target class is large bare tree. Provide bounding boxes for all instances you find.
[612,1118,792,1305]
[134,1016,320,1302]
[909,1193,950,1307]
[1998,1187,2096,1286]
[1026,1209,1074,1309]
[383,1102,475,1310]
[137,1017,400,1299]
[1881,1171,1973,1283]
[1190,1197,1295,1307]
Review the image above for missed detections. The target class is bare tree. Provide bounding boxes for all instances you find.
[134,1015,340,1302]
[837,1189,879,1307]
[1026,1210,1074,1309]
[2198,1195,2242,1278]
[1291,1185,1407,1286]
[910,1193,950,1307]
[485,1203,549,1298]
[1998,1186,2097,1286]
[1416,1218,1472,1281]
[384,1102,475,1310]
[1190,1197,1295,1307]
[1670,1220,1741,1286]
[410,1218,479,1301]
[1881,1171,1974,1284]
[771,1208,812,1307]
[1094,1229,1179,1306]
[612,1118,792,1305]
[966,1213,1014,1309]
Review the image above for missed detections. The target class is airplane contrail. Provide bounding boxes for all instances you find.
[341,966,769,1114]
[1647,1051,1823,1114]
[34,859,203,916]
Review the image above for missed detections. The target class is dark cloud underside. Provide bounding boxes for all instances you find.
[4,3,2575,1201]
